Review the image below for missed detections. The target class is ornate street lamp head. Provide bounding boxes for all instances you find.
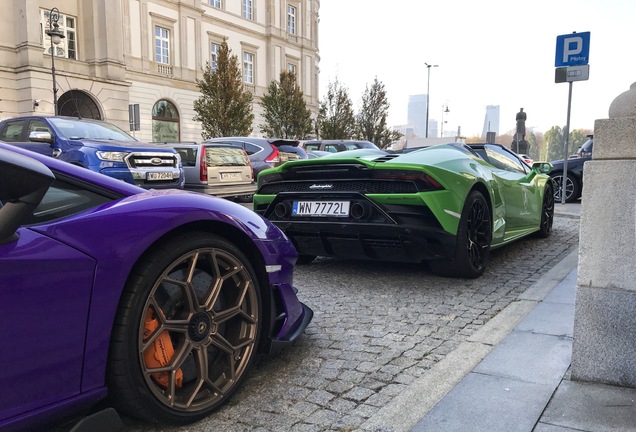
[46,8,66,47]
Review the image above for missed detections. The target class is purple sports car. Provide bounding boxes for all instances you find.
[0,143,313,431]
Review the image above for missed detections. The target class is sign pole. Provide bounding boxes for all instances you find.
[554,30,590,204]
[561,81,573,204]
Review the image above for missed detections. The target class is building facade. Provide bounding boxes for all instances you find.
[407,94,427,138]
[0,0,320,142]
[481,104,500,138]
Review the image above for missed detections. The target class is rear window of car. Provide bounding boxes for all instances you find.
[174,147,197,166]
[205,147,250,167]
[356,141,379,149]
[277,145,308,161]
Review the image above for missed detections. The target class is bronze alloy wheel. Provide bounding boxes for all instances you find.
[140,246,259,412]
[108,232,262,425]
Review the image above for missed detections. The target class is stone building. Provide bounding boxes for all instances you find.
[0,0,320,142]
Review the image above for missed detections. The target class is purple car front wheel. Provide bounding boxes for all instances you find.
[108,232,262,425]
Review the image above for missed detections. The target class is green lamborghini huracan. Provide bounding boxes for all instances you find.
[253,143,554,278]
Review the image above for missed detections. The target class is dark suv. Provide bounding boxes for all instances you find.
[549,135,593,202]
[204,137,308,177]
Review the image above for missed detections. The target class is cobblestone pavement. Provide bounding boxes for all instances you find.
[128,216,579,432]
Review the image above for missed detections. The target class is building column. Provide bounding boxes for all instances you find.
[571,82,636,387]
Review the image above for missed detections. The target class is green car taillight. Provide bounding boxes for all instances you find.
[372,169,443,191]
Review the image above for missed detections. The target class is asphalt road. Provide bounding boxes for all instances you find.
[126,214,580,432]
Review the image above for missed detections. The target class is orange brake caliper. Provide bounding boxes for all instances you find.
[143,309,183,388]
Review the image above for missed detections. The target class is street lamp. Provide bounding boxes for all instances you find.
[424,62,438,138]
[46,8,65,115]
[441,104,450,138]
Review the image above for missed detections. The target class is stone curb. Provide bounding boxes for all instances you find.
[359,248,580,432]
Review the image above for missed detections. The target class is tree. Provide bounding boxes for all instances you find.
[193,40,254,139]
[543,126,592,161]
[355,77,402,149]
[544,126,565,161]
[259,71,313,139]
[317,78,356,139]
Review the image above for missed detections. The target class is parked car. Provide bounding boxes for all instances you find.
[0,116,184,189]
[157,142,256,199]
[0,142,313,432]
[549,135,593,202]
[307,150,332,159]
[301,139,380,153]
[253,143,554,278]
[518,154,533,165]
[204,137,308,177]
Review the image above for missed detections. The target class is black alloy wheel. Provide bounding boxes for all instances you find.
[535,183,554,238]
[432,190,492,278]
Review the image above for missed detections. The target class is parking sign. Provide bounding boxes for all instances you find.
[555,32,590,67]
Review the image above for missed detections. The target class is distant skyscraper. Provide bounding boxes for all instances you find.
[408,94,428,138]
[482,105,500,138]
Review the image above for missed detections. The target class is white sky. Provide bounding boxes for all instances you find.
[318,0,636,137]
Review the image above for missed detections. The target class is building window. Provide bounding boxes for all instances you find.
[209,0,221,7]
[210,43,220,72]
[287,5,296,34]
[243,52,254,84]
[40,9,78,60]
[287,63,297,75]
[242,0,253,20]
[152,100,180,142]
[155,26,170,64]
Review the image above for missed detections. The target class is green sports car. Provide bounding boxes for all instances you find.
[253,143,554,278]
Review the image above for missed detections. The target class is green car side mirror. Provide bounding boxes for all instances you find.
[531,162,552,174]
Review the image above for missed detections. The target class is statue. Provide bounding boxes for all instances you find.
[516,108,526,138]
[512,108,528,154]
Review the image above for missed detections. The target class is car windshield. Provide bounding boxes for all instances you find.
[577,139,593,157]
[50,118,137,142]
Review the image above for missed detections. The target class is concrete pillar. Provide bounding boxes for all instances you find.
[571,82,636,387]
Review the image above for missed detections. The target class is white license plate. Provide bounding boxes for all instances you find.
[292,201,350,217]
[221,172,242,181]
[147,172,173,181]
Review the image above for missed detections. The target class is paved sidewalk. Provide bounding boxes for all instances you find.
[410,262,636,432]
[361,205,636,432]
[553,201,581,219]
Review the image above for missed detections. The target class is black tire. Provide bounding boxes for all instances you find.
[551,172,580,203]
[431,190,492,278]
[535,183,554,238]
[235,194,253,203]
[108,232,262,425]
[296,254,317,265]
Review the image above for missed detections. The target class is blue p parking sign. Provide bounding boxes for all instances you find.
[555,32,590,67]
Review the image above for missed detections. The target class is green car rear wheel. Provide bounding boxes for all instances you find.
[431,191,492,279]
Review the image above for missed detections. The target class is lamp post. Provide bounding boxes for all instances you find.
[441,104,450,138]
[46,8,65,115]
[424,62,438,138]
